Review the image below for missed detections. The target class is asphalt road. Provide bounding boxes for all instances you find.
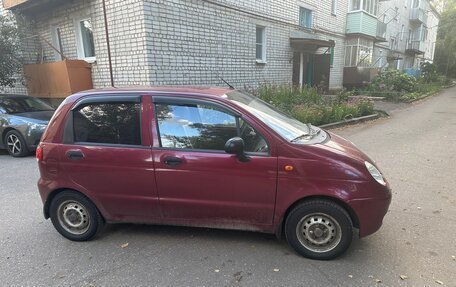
[1,87,455,287]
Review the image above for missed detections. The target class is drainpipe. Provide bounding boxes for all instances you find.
[102,0,114,87]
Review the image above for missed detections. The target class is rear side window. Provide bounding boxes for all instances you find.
[73,102,141,145]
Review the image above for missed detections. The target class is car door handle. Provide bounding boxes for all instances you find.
[66,150,84,160]
[163,156,183,166]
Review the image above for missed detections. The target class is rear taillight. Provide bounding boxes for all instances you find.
[36,144,43,161]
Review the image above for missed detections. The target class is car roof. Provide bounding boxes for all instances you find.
[72,86,234,98]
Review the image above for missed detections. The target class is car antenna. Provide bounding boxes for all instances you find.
[197,58,235,89]
[219,76,235,90]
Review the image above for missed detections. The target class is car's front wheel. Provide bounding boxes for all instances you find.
[5,130,29,157]
[49,190,104,241]
[285,200,353,260]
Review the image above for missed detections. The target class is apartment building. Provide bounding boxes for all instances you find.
[373,0,440,76]
[1,0,440,97]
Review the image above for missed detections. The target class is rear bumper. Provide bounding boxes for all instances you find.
[349,194,392,238]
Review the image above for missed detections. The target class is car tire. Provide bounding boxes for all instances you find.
[4,130,29,157]
[285,200,353,260]
[49,190,105,241]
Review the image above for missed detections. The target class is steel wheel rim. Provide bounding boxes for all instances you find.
[57,200,91,235]
[296,213,342,253]
[6,134,21,155]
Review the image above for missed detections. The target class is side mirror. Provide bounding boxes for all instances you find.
[224,137,250,162]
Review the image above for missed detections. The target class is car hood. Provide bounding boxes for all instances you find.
[14,111,55,123]
[321,131,374,164]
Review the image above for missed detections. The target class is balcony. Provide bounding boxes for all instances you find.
[346,11,386,42]
[406,40,425,54]
[410,8,428,25]
[23,60,93,98]
[2,0,29,9]
[2,0,66,11]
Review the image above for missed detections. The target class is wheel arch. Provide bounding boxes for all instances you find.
[43,188,105,221]
[275,195,360,239]
[2,127,16,143]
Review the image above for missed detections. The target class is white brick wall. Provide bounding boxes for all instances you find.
[144,0,348,89]
[4,0,437,94]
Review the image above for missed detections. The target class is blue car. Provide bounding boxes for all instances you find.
[0,94,55,157]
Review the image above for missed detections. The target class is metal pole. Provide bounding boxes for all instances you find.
[102,0,114,87]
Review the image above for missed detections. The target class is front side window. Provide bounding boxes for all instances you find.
[256,26,266,62]
[155,102,269,153]
[73,102,141,145]
[76,19,95,61]
[331,0,337,15]
[299,7,312,29]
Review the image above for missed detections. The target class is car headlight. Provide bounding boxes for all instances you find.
[365,161,386,186]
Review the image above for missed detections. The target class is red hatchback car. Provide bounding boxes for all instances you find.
[37,87,391,260]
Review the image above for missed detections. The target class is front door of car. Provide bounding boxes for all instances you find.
[59,95,161,221]
[150,96,277,226]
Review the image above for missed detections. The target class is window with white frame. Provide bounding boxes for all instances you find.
[331,0,337,15]
[400,24,405,40]
[256,26,266,62]
[75,18,95,62]
[344,37,373,67]
[50,25,63,61]
[349,0,378,15]
[299,7,312,28]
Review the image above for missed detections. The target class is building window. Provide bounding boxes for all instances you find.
[349,0,378,15]
[50,25,63,61]
[344,38,373,67]
[400,24,405,40]
[390,36,397,50]
[350,0,361,11]
[331,0,337,15]
[75,18,95,62]
[299,7,312,29]
[256,26,266,63]
[412,0,420,8]
[330,47,335,67]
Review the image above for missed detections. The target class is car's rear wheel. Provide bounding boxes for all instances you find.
[285,200,353,260]
[49,190,104,241]
[5,130,29,157]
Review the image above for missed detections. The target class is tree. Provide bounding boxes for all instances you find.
[434,2,456,78]
[0,13,24,88]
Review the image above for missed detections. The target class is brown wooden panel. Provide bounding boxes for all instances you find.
[2,0,29,9]
[23,60,93,98]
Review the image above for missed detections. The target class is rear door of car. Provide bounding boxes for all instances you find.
[150,95,278,227]
[59,94,160,221]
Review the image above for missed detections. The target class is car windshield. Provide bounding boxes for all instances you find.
[0,97,54,114]
[226,90,313,142]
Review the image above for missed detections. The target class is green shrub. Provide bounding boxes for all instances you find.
[368,69,418,101]
[255,83,374,126]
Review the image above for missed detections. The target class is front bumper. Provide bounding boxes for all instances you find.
[348,193,392,238]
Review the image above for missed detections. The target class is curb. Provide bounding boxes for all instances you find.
[320,113,379,129]
[405,89,441,103]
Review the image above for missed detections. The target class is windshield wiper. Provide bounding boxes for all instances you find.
[291,124,321,143]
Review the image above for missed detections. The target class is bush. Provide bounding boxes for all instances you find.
[368,69,418,101]
[255,84,374,126]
